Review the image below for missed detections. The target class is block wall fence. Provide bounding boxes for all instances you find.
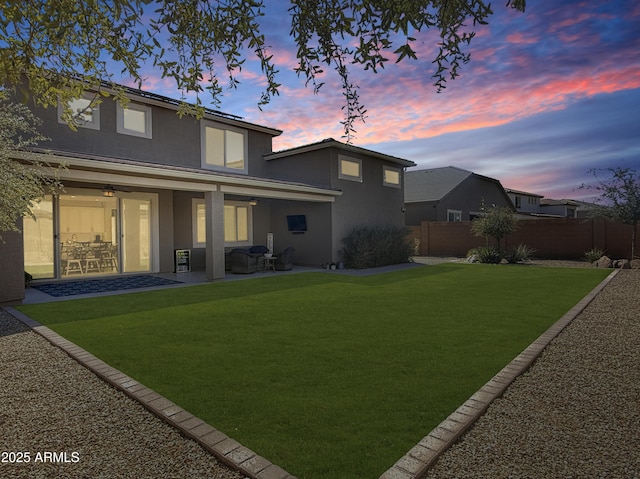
[408,217,638,260]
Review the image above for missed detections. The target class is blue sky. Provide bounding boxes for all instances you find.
[130,0,640,201]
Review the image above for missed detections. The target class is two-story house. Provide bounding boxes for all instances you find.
[1,85,414,303]
[505,188,544,216]
[505,189,595,219]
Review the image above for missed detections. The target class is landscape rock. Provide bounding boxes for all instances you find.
[595,255,613,268]
[630,259,640,269]
[615,259,631,269]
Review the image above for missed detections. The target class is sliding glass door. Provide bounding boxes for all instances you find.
[58,193,119,277]
[121,197,151,273]
[23,189,157,279]
[23,195,55,279]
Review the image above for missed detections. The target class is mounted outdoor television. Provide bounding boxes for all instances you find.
[287,214,307,233]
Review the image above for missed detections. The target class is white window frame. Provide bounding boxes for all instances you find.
[58,94,100,130]
[447,209,462,222]
[192,199,253,247]
[201,121,248,174]
[338,155,362,182]
[224,201,252,246]
[192,199,207,248]
[383,165,401,188]
[117,101,152,139]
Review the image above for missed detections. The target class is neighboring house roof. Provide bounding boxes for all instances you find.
[264,138,416,168]
[505,188,544,198]
[404,166,473,202]
[540,198,581,206]
[404,166,476,202]
[405,166,514,209]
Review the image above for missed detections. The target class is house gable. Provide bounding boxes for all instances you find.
[404,166,513,224]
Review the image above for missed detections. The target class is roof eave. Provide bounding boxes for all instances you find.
[265,139,416,168]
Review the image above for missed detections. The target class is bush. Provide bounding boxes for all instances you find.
[467,246,502,264]
[342,225,413,269]
[584,248,605,263]
[505,244,536,264]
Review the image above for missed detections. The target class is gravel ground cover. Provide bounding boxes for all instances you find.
[424,268,640,479]
[0,312,246,479]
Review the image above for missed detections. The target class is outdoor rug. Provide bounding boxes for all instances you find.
[32,275,183,297]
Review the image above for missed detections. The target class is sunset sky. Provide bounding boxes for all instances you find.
[132,0,640,201]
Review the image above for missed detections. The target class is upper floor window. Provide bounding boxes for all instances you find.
[383,166,401,187]
[338,155,362,182]
[201,121,247,173]
[117,102,152,139]
[514,196,522,208]
[58,94,100,130]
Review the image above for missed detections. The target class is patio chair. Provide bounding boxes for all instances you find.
[249,245,269,256]
[230,249,259,274]
[60,244,84,275]
[275,247,295,271]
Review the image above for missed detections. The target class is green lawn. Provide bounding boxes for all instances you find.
[18,264,609,479]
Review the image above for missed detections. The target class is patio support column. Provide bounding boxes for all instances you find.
[204,190,225,281]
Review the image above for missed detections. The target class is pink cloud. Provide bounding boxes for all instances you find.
[505,32,538,44]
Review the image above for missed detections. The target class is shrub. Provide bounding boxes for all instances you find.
[342,225,413,269]
[468,246,502,264]
[505,244,536,264]
[584,248,605,263]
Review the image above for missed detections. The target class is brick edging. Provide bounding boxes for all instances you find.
[4,307,298,479]
[379,269,619,479]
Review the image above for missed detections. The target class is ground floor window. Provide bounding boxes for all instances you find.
[224,203,250,244]
[23,189,157,279]
[192,199,253,247]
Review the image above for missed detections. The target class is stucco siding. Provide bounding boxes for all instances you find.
[35,100,276,172]
[0,229,25,304]
[157,190,175,273]
[269,200,332,266]
[266,150,333,187]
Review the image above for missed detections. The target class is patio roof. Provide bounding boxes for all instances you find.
[21,149,342,203]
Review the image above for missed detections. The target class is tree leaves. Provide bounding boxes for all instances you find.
[0,0,525,139]
[0,93,63,237]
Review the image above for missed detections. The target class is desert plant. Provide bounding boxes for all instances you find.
[342,225,413,268]
[584,248,605,263]
[470,245,502,264]
[505,244,536,264]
